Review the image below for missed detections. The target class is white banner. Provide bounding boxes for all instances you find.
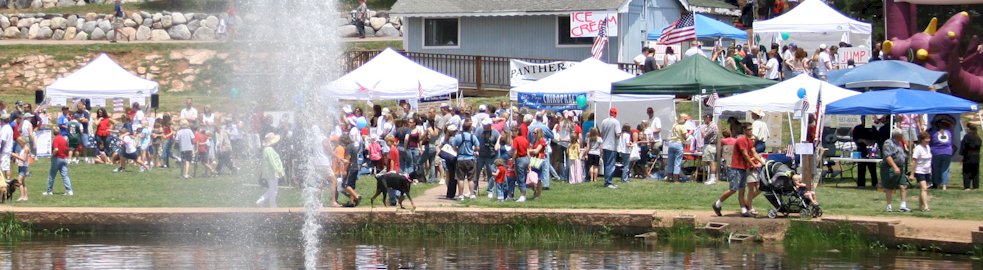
[837,47,870,69]
[570,11,618,37]
[509,60,578,88]
[36,129,52,158]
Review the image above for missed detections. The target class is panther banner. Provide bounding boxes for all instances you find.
[516,92,586,110]
[509,60,578,88]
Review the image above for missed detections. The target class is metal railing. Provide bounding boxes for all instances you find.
[344,50,640,91]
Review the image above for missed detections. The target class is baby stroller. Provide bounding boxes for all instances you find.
[760,161,823,218]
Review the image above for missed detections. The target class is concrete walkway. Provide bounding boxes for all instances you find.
[0,37,401,46]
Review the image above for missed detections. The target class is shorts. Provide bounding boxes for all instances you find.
[180,151,193,162]
[18,166,28,177]
[728,168,748,191]
[702,144,717,162]
[344,168,359,189]
[587,154,600,168]
[914,173,930,182]
[456,159,476,181]
[68,138,80,149]
[880,163,910,189]
[746,167,762,183]
[0,156,10,172]
[121,151,139,160]
[196,152,209,162]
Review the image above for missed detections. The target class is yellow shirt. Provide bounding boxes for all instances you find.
[669,124,688,142]
[567,143,581,160]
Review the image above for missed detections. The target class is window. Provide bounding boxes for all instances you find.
[557,16,594,46]
[424,18,459,48]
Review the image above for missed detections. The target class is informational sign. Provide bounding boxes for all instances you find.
[569,11,618,37]
[765,113,784,149]
[35,129,52,158]
[516,92,586,111]
[419,94,452,103]
[90,98,106,108]
[826,115,862,128]
[837,47,870,69]
[509,60,578,87]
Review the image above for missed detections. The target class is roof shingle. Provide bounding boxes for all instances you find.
[391,0,629,16]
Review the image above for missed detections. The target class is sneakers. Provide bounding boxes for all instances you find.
[42,192,52,196]
[456,196,465,201]
[886,204,893,212]
[899,206,911,212]
[705,177,717,185]
[712,201,722,216]
[64,191,73,196]
[487,192,495,199]
[606,184,618,189]
[139,167,145,173]
[469,194,476,199]
[741,207,750,217]
[516,196,527,202]
[256,196,266,205]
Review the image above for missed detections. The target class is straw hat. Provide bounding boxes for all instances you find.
[264,132,281,147]
[750,108,765,117]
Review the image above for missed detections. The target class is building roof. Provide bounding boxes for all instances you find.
[687,0,737,9]
[391,0,632,17]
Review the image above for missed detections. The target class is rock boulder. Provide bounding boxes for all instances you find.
[172,12,187,24]
[130,12,142,23]
[150,29,170,41]
[191,26,214,40]
[84,12,97,22]
[52,28,64,40]
[3,27,19,38]
[81,21,96,33]
[203,15,218,29]
[27,23,38,39]
[338,24,357,38]
[50,17,66,29]
[375,23,400,37]
[161,15,172,28]
[369,17,386,31]
[135,25,150,40]
[63,26,76,40]
[123,18,136,27]
[121,26,136,41]
[0,16,8,29]
[97,19,112,32]
[90,27,105,39]
[74,31,87,40]
[37,26,52,39]
[167,24,191,40]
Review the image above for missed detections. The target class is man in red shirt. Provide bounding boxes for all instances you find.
[712,123,760,217]
[511,126,530,202]
[44,132,73,196]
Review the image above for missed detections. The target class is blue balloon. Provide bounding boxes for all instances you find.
[797,88,807,99]
[356,118,367,129]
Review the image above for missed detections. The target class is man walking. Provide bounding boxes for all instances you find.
[355,0,368,39]
[599,108,621,188]
[712,123,760,217]
[44,129,73,196]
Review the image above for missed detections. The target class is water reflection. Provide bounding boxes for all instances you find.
[0,234,974,269]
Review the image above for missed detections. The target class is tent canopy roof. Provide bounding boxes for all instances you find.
[648,14,747,40]
[827,60,947,90]
[825,89,978,115]
[323,48,458,100]
[611,55,777,95]
[714,74,860,113]
[752,0,871,34]
[46,53,158,99]
[511,58,635,99]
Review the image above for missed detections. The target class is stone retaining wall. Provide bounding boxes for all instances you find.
[1,10,226,41]
[1,0,145,10]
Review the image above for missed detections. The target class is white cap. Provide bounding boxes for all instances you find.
[481,118,492,126]
[342,105,352,114]
[447,124,458,132]
[478,104,487,112]
[819,43,828,50]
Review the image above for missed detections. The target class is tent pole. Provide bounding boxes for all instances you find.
[787,112,795,144]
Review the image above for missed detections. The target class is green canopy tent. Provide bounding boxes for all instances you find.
[611,56,778,95]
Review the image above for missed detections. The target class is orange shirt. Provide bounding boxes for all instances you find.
[333,145,346,175]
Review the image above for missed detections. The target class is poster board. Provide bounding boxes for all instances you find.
[569,11,618,37]
[509,60,578,88]
[35,129,52,158]
[764,112,784,149]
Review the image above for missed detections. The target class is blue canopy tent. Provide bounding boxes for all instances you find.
[826,60,947,90]
[825,89,977,115]
[647,14,747,41]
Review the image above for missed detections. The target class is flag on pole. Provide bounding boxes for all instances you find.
[657,13,696,45]
[705,93,719,108]
[590,18,609,60]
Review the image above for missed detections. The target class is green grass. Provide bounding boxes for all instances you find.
[460,161,983,220]
[11,157,433,208]
[0,213,33,240]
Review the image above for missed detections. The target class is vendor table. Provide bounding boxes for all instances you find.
[827,157,883,186]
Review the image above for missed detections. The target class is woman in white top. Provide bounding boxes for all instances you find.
[663,47,679,68]
[911,131,932,211]
[201,105,216,127]
[618,124,633,183]
[765,50,781,80]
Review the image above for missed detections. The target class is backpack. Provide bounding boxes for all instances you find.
[480,130,496,157]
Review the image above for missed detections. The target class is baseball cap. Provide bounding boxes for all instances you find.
[819,43,828,50]
[481,118,492,126]
[610,107,618,116]
[478,104,487,112]
[788,42,797,48]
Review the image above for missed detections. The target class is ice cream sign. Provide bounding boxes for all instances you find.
[570,11,618,37]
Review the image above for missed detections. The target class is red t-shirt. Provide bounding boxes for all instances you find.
[53,134,68,159]
[731,135,753,170]
[532,139,546,158]
[519,123,529,138]
[495,165,506,183]
[194,131,208,153]
[387,146,400,172]
[506,159,516,177]
[97,118,111,136]
[513,135,529,157]
[574,125,583,137]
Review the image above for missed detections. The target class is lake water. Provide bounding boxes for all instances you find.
[0,234,975,269]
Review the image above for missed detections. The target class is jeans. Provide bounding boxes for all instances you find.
[162,139,173,167]
[555,144,568,181]
[514,156,530,196]
[422,145,437,182]
[620,152,632,181]
[505,176,516,199]
[398,146,409,173]
[476,156,496,193]
[542,150,552,188]
[666,141,684,175]
[407,148,420,174]
[931,154,952,187]
[355,20,366,37]
[260,176,278,208]
[602,149,618,186]
[47,157,72,193]
[96,135,110,156]
[495,182,507,199]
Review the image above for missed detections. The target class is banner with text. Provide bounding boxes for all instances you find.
[837,47,870,69]
[509,60,578,88]
[516,92,586,110]
[570,11,618,37]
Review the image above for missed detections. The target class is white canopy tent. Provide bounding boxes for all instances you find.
[45,53,158,103]
[323,48,458,100]
[753,0,872,50]
[510,58,676,140]
[714,74,860,114]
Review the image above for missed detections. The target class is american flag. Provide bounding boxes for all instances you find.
[591,18,609,60]
[657,13,696,45]
[704,93,719,108]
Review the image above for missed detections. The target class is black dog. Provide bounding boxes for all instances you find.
[370,171,419,209]
[1,179,18,203]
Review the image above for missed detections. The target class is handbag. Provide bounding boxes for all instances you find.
[439,144,457,160]
[629,145,641,161]
[529,157,545,172]
[526,170,539,185]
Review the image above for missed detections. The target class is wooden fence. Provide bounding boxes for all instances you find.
[344,50,640,91]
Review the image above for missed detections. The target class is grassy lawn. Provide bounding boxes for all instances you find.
[10,157,434,208]
[460,162,983,221]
